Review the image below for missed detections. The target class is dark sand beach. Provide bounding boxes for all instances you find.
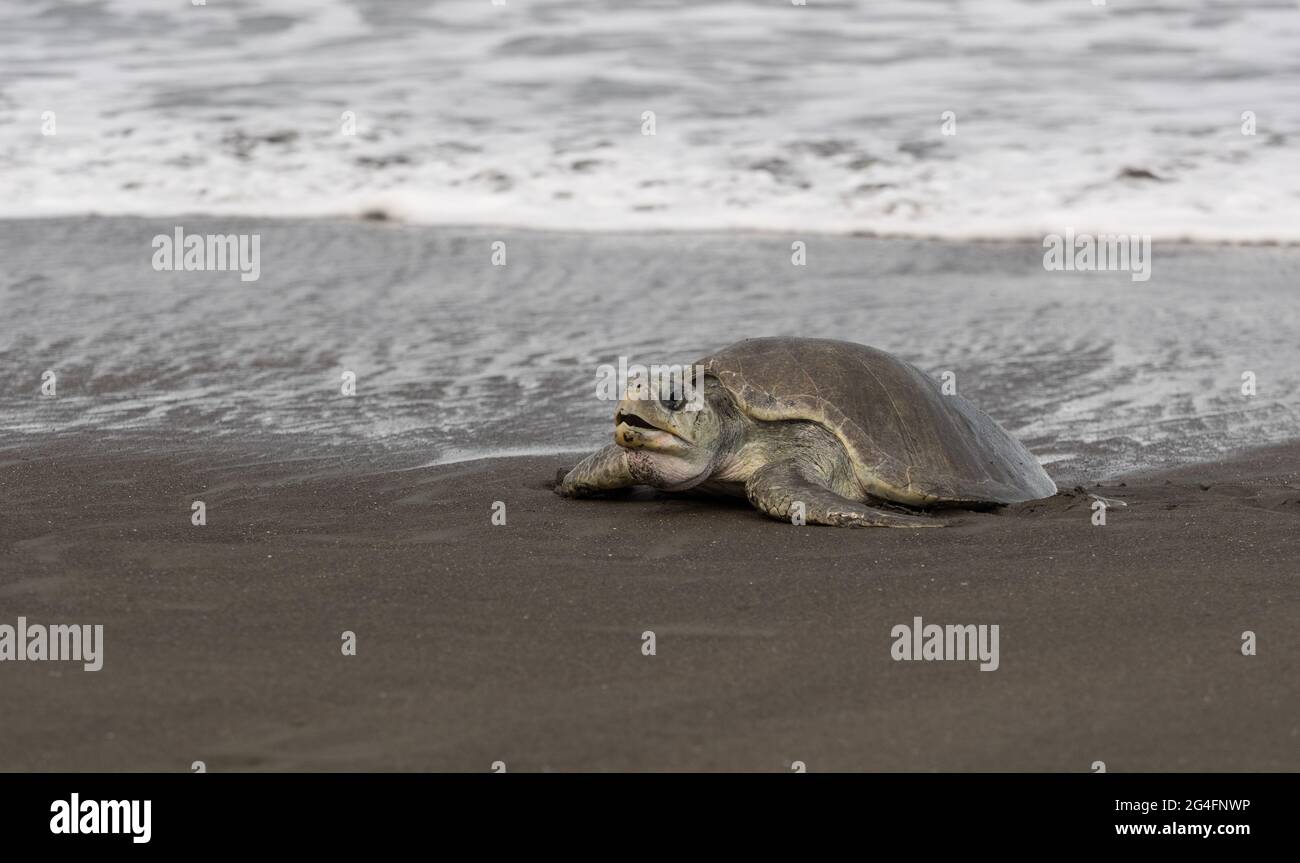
[1,435,1295,772]
[2,218,1297,774]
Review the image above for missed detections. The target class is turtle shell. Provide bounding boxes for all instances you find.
[697,337,1056,505]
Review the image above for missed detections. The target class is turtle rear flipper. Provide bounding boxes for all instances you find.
[745,460,941,528]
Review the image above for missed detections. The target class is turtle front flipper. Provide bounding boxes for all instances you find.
[745,461,941,528]
[555,444,637,498]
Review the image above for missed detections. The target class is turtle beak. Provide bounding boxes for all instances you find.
[613,398,689,451]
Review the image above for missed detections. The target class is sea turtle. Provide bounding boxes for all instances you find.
[554,337,1056,527]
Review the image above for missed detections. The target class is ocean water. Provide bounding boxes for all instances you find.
[1,0,1298,240]
[3,3,1299,478]
[2,218,1297,480]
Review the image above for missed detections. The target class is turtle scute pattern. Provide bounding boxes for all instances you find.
[697,337,1056,505]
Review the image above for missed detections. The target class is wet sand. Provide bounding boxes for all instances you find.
[5,217,1300,480]
[0,436,1295,771]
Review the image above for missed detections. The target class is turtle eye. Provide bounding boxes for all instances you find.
[660,393,686,412]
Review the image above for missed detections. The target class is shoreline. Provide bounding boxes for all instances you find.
[1,436,1295,771]
[4,214,1300,247]
[5,217,1298,483]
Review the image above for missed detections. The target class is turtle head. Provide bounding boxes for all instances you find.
[613,371,738,490]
